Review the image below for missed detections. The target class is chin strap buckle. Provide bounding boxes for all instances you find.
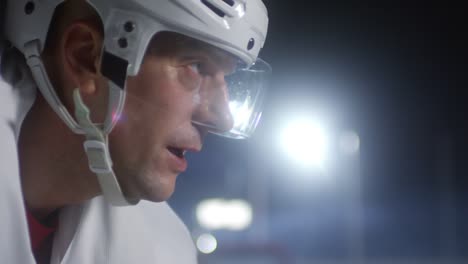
[73,89,138,206]
[83,140,113,174]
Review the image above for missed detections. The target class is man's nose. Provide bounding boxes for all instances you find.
[192,73,234,133]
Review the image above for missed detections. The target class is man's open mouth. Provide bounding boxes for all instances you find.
[167,147,185,158]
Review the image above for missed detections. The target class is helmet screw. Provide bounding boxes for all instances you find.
[124,21,136,33]
[247,38,255,50]
[24,1,35,15]
[118,38,128,48]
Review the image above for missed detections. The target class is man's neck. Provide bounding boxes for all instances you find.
[18,96,100,221]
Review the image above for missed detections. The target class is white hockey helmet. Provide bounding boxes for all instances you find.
[4,0,270,205]
[5,0,270,137]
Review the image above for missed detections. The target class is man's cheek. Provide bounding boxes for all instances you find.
[177,67,202,93]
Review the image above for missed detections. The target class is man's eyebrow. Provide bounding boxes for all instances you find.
[206,48,238,74]
[178,47,237,74]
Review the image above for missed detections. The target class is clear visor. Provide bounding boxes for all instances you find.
[121,32,271,141]
[194,58,271,139]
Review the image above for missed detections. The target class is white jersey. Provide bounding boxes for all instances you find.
[0,47,197,264]
[0,41,37,264]
[51,197,197,264]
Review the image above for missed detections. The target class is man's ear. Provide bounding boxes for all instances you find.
[61,21,103,96]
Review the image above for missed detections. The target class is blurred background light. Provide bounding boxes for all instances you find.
[168,4,468,263]
[196,199,253,231]
[280,117,329,169]
[196,233,218,254]
[339,130,360,155]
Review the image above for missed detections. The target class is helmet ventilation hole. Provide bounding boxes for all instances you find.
[222,0,235,6]
[124,21,136,33]
[201,0,225,17]
[118,38,128,48]
[201,0,235,18]
[247,38,255,50]
[24,1,35,15]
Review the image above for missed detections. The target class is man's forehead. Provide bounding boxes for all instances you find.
[185,45,238,71]
[148,32,239,71]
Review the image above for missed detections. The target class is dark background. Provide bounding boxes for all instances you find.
[170,4,468,263]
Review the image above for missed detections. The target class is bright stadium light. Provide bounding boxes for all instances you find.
[280,117,329,169]
[196,199,253,231]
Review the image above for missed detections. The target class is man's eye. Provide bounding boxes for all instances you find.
[189,63,202,75]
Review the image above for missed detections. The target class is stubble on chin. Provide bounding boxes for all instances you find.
[132,161,178,203]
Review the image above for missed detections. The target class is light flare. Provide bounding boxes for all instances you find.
[280,118,329,169]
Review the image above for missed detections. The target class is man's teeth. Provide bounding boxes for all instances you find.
[169,147,185,158]
[176,149,184,158]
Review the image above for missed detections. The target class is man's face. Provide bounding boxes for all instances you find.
[108,33,236,202]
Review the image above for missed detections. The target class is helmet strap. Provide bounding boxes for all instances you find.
[24,39,135,206]
[73,89,138,206]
